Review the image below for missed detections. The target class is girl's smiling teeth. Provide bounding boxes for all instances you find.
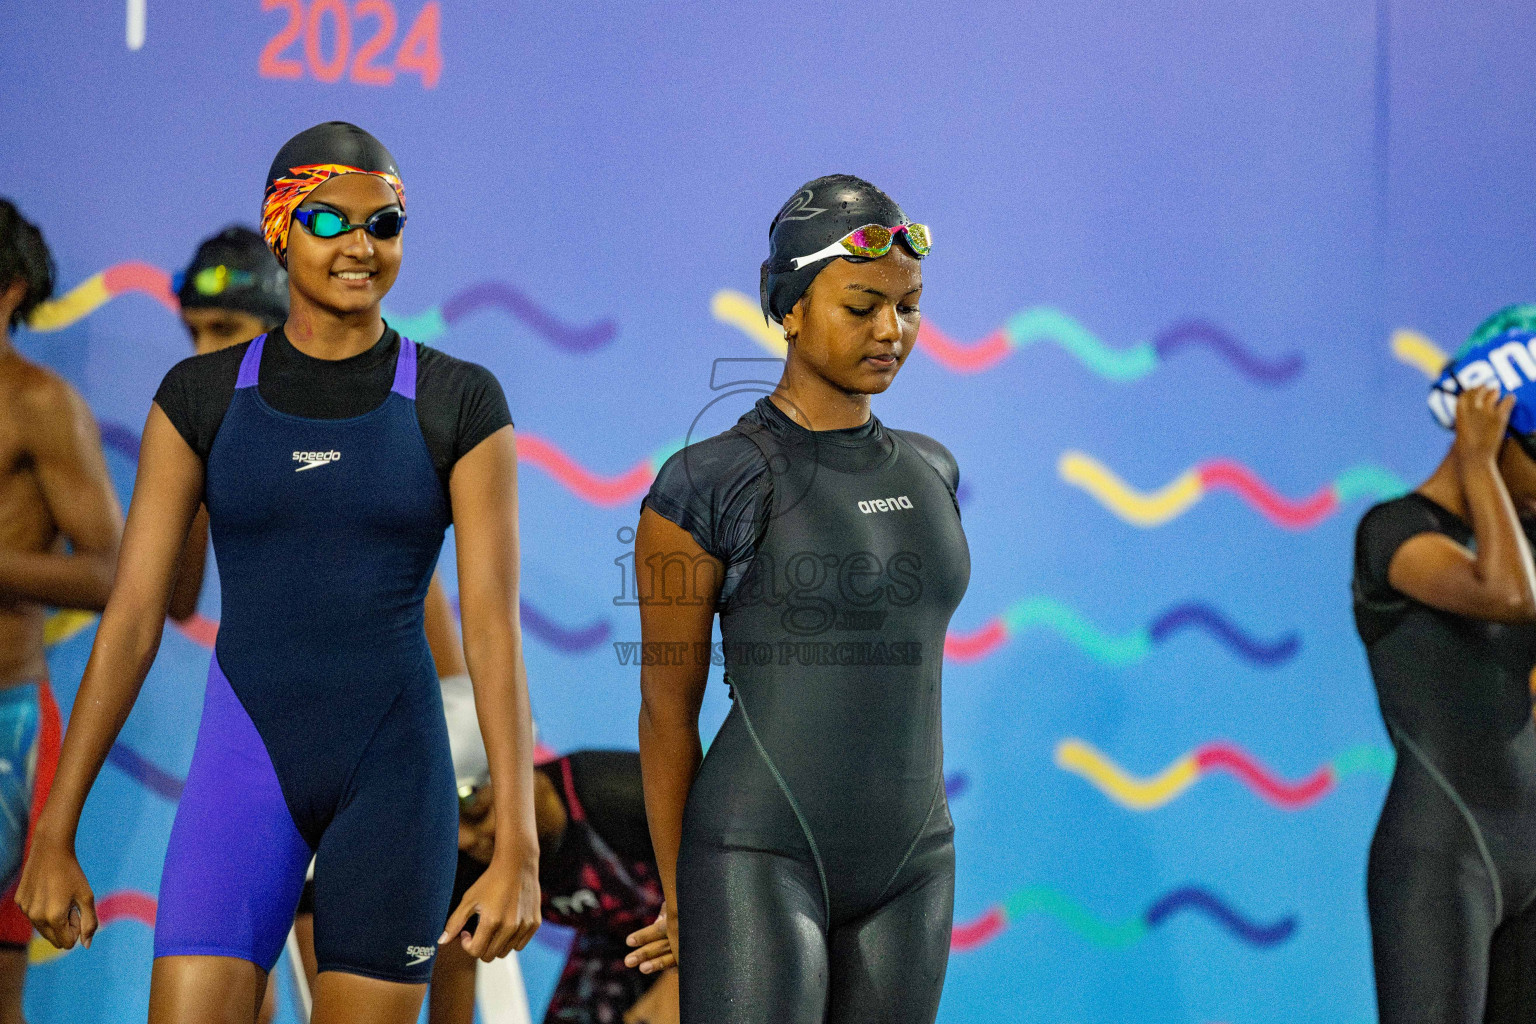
[334,269,374,281]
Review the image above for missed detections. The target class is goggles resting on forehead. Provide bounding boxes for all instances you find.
[776,223,932,273]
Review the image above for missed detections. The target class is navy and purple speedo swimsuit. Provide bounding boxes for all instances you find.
[150,326,510,982]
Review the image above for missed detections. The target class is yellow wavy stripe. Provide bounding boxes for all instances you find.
[44,609,97,646]
[711,289,786,357]
[27,274,110,333]
[1057,451,1204,527]
[1390,329,1447,380]
[27,936,65,963]
[1054,738,1200,810]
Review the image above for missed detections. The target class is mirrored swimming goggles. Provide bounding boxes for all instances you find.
[173,265,257,297]
[292,204,406,241]
[782,223,932,272]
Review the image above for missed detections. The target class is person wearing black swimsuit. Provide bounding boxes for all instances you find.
[631,175,970,1023]
[1354,319,1536,1022]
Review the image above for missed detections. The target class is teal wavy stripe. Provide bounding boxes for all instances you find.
[1000,597,1152,666]
[1332,744,1396,780]
[651,437,687,469]
[1002,887,1147,948]
[1333,465,1408,504]
[1004,309,1159,383]
[384,307,448,342]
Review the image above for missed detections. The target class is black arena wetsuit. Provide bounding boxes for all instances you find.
[1354,493,1536,1022]
[644,397,970,1024]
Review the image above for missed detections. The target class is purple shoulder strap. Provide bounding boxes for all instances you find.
[238,333,415,396]
[391,337,417,399]
[234,334,267,389]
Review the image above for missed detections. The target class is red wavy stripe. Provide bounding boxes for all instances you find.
[1194,743,1335,808]
[101,262,178,312]
[944,620,1007,662]
[97,890,156,927]
[951,906,1005,951]
[516,434,655,506]
[916,324,1011,373]
[1196,460,1340,530]
[173,612,218,649]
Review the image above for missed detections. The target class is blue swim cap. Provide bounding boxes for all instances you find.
[1429,313,1536,437]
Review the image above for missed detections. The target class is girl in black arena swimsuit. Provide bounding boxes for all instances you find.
[630,175,970,1024]
[1354,322,1536,1023]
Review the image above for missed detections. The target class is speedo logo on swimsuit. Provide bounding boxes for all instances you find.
[858,495,914,514]
[292,450,342,472]
[406,945,435,967]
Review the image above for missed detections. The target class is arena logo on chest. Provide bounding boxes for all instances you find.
[858,496,914,514]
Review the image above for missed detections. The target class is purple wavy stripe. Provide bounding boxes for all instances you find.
[100,421,141,461]
[442,283,617,353]
[1144,886,1296,946]
[1148,603,1300,666]
[1152,321,1303,385]
[945,772,968,798]
[520,600,610,652]
[106,742,184,802]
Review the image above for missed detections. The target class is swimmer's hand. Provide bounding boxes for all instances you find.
[624,904,677,973]
[439,846,541,963]
[16,837,97,951]
[1453,386,1516,469]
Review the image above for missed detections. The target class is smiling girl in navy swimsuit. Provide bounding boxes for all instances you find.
[17,121,542,1024]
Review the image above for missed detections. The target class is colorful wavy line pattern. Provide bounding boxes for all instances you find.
[450,596,612,654]
[106,383,673,510]
[105,741,184,801]
[520,432,962,510]
[1058,452,1406,529]
[1391,328,1447,379]
[21,261,614,356]
[521,602,610,652]
[384,282,617,351]
[516,433,681,506]
[29,890,156,963]
[1055,738,1395,811]
[951,884,1296,952]
[944,599,1298,667]
[43,603,216,652]
[27,262,178,332]
[711,290,788,356]
[125,412,679,512]
[711,289,1303,383]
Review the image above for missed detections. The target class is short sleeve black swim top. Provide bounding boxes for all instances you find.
[641,396,960,605]
[153,325,511,495]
